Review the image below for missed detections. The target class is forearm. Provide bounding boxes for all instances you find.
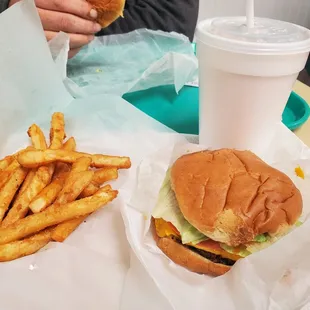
[0,0,9,13]
[97,0,199,41]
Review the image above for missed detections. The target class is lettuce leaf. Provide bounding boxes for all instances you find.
[254,234,270,243]
[220,244,251,258]
[152,170,208,245]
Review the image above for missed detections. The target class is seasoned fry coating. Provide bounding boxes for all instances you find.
[0,190,118,244]
[50,112,65,150]
[2,166,53,226]
[52,185,113,242]
[27,124,47,150]
[0,167,28,222]
[29,175,67,213]
[0,228,52,262]
[17,149,131,169]
[55,171,94,205]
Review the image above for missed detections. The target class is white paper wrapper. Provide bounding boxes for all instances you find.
[121,126,310,310]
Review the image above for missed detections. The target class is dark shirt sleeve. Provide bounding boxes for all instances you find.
[97,0,199,41]
[0,0,9,13]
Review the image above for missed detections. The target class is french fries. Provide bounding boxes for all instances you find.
[50,112,65,150]
[0,228,52,262]
[2,165,53,226]
[0,167,28,222]
[79,183,99,198]
[0,156,13,171]
[51,216,87,242]
[79,168,118,198]
[0,112,128,261]
[3,120,51,225]
[0,190,118,245]
[27,124,48,150]
[0,159,21,189]
[63,137,76,151]
[70,157,92,173]
[55,157,93,205]
[55,170,94,205]
[17,149,131,169]
[13,169,36,201]
[92,168,118,184]
[28,174,66,213]
[52,185,112,242]
[53,137,76,178]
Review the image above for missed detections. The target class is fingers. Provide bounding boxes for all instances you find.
[45,31,94,49]
[35,0,98,20]
[68,48,82,59]
[38,8,101,35]
[8,0,19,7]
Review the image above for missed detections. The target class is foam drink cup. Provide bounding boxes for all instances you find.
[196,17,310,152]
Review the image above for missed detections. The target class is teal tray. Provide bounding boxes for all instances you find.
[283,91,310,131]
[123,85,310,134]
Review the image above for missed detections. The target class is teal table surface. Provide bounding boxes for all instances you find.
[123,85,309,134]
[123,85,199,134]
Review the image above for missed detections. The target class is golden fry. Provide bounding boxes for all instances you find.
[63,137,76,151]
[51,216,87,242]
[78,168,117,198]
[71,157,92,173]
[52,185,113,242]
[0,190,118,245]
[50,112,65,150]
[79,182,99,198]
[53,163,70,179]
[17,149,131,169]
[92,168,118,184]
[29,175,67,213]
[0,167,28,222]
[12,169,36,202]
[0,156,13,171]
[98,184,112,192]
[0,228,52,262]
[27,124,47,150]
[55,170,94,205]
[53,137,76,178]
[2,166,53,227]
[0,159,20,189]
[94,185,113,195]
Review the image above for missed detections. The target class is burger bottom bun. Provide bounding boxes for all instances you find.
[151,220,231,277]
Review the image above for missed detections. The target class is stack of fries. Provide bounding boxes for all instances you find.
[0,113,131,262]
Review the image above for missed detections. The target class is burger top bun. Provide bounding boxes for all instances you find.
[171,149,303,247]
[87,0,126,28]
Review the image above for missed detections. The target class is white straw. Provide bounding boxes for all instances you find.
[246,0,254,29]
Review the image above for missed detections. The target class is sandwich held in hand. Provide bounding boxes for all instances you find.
[0,112,131,262]
[152,149,303,276]
[87,0,126,28]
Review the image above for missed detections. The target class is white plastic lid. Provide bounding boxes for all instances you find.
[196,17,310,55]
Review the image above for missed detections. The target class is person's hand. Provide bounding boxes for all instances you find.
[9,0,102,58]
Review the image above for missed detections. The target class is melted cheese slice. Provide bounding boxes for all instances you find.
[154,218,241,261]
[154,218,180,238]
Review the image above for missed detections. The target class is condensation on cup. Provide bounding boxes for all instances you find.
[195,17,310,154]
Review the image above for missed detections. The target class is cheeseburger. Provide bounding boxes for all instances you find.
[87,0,126,28]
[152,149,303,276]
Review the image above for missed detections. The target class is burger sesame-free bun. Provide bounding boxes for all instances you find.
[171,149,303,247]
[151,219,231,276]
[87,0,126,28]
